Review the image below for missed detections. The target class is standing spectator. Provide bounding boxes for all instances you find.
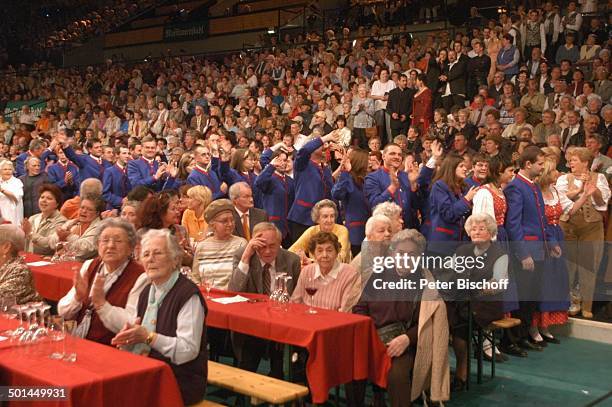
[0,160,24,226]
[19,157,48,218]
[103,145,132,210]
[497,34,520,80]
[387,74,413,137]
[467,40,491,100]
[351,85,376,149]
[440,50,467,112]
[412,74,433,133]
[370,68,396,143]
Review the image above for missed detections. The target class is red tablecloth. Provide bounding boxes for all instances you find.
[205,289,391,403]
[24,253,78,301]
[0,318,184,407]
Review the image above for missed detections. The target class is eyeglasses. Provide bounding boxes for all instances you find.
[214,217,235,225]
[99,237,127,245]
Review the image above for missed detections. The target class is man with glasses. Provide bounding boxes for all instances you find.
[186,144,226,200]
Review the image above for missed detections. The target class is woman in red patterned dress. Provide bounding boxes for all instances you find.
[412,73,433,134]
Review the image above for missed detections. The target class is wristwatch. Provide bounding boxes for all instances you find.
[145,331,156,346]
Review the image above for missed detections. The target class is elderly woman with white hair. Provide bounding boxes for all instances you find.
[351,228,450,407]
[372,201,404,235]
[350,214,393,287]
[112,229,207,406]
[0,224,41,304]
[451,213,509,386]
[58,218,148,345]
[289,199,351,264]
[0,160,24,226]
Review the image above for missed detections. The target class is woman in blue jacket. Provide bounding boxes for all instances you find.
[331,148,371,256]
[428,154,477,246]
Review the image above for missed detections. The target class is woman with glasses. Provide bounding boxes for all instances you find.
[58,218,147,345]
[48,194,104,261]
[192,199,247,289]
[112,229,207,405]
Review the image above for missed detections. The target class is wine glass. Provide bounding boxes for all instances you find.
[304,275,318,314]
[48,316,66,360]
[51,242,65,263]
[0,296,16,320]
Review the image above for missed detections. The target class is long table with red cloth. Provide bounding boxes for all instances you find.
[0,318,183,407]
[205,289,392,403]
[23,253,76,302]
[25,254,392,403]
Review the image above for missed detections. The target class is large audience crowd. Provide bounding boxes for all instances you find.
[0,0,611,405]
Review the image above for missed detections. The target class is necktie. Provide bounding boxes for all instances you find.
[476,109,483,126]
[554,94,560,108]
[242,213,251,241]
[562,128,569,146]
[135,121,139,136]
[262,263,271,295]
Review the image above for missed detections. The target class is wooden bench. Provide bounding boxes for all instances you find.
[208,361,309,405]
[191,400,226,407]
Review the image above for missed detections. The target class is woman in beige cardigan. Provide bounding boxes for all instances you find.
[21,184,67,255]
[47,194,104,261]
[351,229,450,406]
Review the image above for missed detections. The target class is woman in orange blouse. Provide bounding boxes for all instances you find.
[181,185,212,242]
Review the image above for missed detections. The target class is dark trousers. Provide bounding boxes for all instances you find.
[511,259,544,339]
[352,128,369,149]
[289,220,310,245]
[545,35,558,63]
[232,334,284,379]
[347,350,414,407]
[442,94,465,112]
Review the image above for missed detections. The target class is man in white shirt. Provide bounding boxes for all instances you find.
[370,68,396,143]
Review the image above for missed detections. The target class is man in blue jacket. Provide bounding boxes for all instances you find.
[15,138,55,177]
[63,137,112,180]
[47,147,79,201]
[127,136,167,192]
[103,145,132,210]
[186,143,225,199]
[505,145,561,352]
[364,143,416,229]
[287,130,336,241]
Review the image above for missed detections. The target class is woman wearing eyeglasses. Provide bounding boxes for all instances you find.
[58,218,147,345]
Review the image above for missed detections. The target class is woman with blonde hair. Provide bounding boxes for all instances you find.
[532,158,569,344]
[556,147,611,318]
[182,185,213,242]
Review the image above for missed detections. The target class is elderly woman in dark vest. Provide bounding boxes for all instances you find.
[454,213,508,380]
[57,218,147,345]
[112,229,207,406]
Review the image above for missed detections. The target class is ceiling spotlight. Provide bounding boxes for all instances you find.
[267,27,275,34]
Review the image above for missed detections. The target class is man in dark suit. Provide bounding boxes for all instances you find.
[229,182,268,239]
[440,50,468,112]
[229,222,301,377]
[387,74,414,136]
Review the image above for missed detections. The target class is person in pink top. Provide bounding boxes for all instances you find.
[291,232,361,313]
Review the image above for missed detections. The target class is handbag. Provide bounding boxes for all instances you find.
[376,321,407,344]
[364,126,378,139]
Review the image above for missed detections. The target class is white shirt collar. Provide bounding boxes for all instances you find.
[235,207,248,218]
[314,260,341,280]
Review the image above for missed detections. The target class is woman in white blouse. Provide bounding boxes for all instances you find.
[0,160,24,226]
[556,147,611,318]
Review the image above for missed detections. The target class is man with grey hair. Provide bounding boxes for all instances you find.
[229,182,268,240]
[19,156,48,218]
[60,178,103,220]
[58,217,148,345]
[15,138,56,177]
[229,221,300,378]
